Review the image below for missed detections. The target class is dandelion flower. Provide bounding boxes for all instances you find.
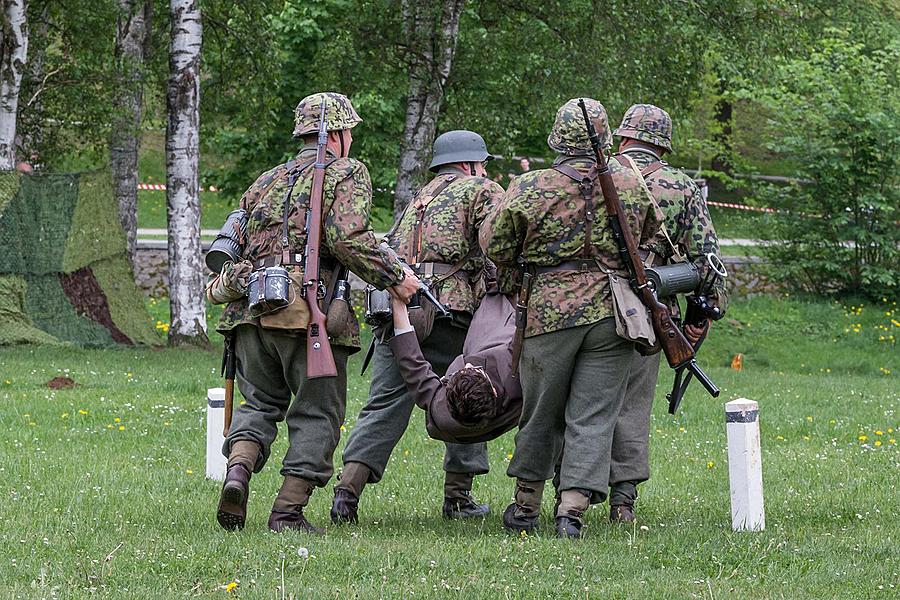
[297,547,309,559]
[706,461,715,469]
[875,430,883,436]
[118,425,125,431]
[78,409,88,415]
[186,469,193,475]
[874,440,882,447]
[225,581,238,593]
[114,418,121,423]
[858,435,868,442]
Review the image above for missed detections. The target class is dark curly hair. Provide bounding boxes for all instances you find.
[445,367,497,424]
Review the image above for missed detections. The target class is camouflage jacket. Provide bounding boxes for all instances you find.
[387,168,504,314]
[617,149,727,312]
[481,156,666,337]
[217,146,405,349]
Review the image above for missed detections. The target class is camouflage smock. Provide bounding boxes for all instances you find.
[217,145,405,349]
[481,156,666,338]
[387,169,504,314]
[619,148,727,311]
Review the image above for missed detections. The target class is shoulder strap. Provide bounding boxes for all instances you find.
[614,153,683,263]
[553,162,598,259]
[411,174,460,262]
[279,158,336,263]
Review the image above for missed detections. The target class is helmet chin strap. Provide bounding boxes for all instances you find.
[339,131,346,157]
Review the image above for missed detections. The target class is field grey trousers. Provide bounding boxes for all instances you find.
[223,324,350,487]
[608,351,661,506]
[509,318,634,503]
[341,319,489,483]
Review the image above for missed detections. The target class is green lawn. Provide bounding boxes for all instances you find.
[0,296,897,598]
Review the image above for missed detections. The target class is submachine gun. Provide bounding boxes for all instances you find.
[577,99,720,412]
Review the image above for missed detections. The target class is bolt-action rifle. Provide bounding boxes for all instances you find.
[577,99,718,405]
[302,98,338,379]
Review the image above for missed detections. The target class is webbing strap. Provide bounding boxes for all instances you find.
[552,163,599,259]
[412,174,459,262]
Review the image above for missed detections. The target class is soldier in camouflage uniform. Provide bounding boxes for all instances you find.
[606,104,727,523]
[481,98,666,539]
[333,130,504,524]
[211,92,420,534]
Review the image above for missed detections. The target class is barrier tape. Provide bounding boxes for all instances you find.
[138,183,219,192]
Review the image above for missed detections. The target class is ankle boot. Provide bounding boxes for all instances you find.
[609,480,638,523]
[555,489,590,539]
[268,476,322,534]
[331,462,370,525]
[216,440,260,531]
[502,479,544,533]
[443,472,490,519]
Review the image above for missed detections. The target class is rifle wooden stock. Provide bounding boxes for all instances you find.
[304,100,338,379]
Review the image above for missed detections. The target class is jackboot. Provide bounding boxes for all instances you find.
[555,489,590,539]
[331,462,370,525]
[502,479,544,534]
[216,440,260,531]
[609,480,638,524]
[268,475,322,534]
[443,472,490,519]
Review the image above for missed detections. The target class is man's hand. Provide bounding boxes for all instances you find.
[389,268,421,303]
[684,321,710,345]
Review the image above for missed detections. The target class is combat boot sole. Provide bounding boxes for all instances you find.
[217,480,247,531]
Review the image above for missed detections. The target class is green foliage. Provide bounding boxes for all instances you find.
[745,30,900,296]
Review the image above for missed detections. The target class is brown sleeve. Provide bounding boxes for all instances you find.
[387,332,457,442]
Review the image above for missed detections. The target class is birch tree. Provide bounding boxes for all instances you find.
[393,0,464,217]
[111,0,151,263]
[0,0,28,170]
[166,0,206,346]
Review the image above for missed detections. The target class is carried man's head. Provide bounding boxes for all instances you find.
[614,104,673,156]
[548,98,611,156]
[429,130,494,178]
[444,363,497,424]
[293,92,362,158]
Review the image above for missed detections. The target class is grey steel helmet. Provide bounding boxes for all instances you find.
[428,130,494,172]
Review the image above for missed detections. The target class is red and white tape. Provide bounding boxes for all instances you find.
[707,200,777,214]
[138,183,219,192]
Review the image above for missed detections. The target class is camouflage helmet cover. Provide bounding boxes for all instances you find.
[547,98,612,155]
[613,103,673,152]
[292,92,362,137]
[428,130,494,172]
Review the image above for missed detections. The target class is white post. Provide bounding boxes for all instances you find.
[206,387,226,481]
[725,399,765,531]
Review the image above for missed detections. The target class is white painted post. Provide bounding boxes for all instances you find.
[725,398,765,531]
[206,387,227,481]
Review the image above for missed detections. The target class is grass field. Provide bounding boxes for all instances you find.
[1,295,897,598]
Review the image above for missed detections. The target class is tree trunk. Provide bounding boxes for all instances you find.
[165,0,207,346]
[0,0,28,170]
[111,0,150,264]
[392,0,465,218]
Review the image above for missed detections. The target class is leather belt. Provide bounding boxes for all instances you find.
[411,262,470,279]
[253,254,336,271]
[535,259,604,274]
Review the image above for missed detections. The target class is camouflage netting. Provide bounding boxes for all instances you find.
[0,170,159,347]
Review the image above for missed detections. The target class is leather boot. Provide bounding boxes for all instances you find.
[609,480,638,524]
[216,440,259,531]
[443,472,490,519]
[609,504,636,523]
[331,462,370,525]
[555,489,590,539]
[502,479,544,534]
[268,476,322,534]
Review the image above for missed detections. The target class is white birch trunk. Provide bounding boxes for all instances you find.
[165,0,207,345]
[393,0,464,218]
[111,0,150,263]
[0,0,28,170]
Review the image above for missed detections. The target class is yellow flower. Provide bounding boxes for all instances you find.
[114,417,121,423]
[118,425,125,431]
[803,436,811,441]
[776,435,785,441]
[806,416,813,422]
[506,452,513,460]
[706,461,715,469]
[889,439,896,445]
[339,425,346,432]
[858,435,868,442]
[875,430,883,436]
[3,379,10,385]
[78,409,88,415]
[888,428,894,434]
[106,424,113,429]
[61,413,69,419]
[225,582,238,593]
[874,440,882,447]
[164,422,171,426]
[186,469,193,475]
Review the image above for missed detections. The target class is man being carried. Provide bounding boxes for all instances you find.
[387,280,522,444]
